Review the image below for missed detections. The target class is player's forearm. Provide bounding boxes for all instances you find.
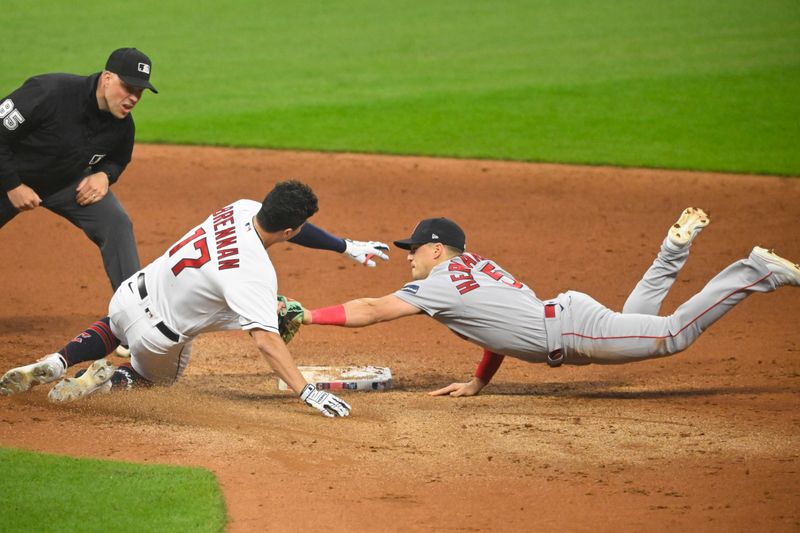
[306,295,419,327]
[344,298,387,326]
[289,223,346,253]
[254,332,307,393]
[474,350,504,384]
[307,298,383,327]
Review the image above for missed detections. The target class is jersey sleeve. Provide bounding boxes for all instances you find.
[223,277,280,333]
[0,77,48,192]
[393,271,458,317]
[288,222,346,253]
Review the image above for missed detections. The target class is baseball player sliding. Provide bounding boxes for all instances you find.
[292,209,799,396]
[0,181,350,417]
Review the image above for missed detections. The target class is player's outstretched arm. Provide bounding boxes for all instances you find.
[305,294,421,327]
[429,350,505,397]
[288,223,390,267]
[250,328,350,417]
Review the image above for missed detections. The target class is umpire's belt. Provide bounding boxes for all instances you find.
[137,273,180,343]
[543,301,565,367]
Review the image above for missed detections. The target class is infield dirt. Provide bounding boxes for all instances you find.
[1,145,798,532]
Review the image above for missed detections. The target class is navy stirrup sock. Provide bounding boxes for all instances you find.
[59,317,120,367]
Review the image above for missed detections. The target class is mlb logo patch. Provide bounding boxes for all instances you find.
[138,63,151,74]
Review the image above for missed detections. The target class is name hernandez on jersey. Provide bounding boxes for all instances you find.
[147,200,280,338]
[393,253,549,361]
[446,252,523,294]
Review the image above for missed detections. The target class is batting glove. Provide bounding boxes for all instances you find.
[300,384,352,417]
[343,239,389,267]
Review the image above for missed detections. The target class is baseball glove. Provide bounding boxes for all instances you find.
[277,295,304,344]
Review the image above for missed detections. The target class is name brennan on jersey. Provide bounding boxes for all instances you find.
[212,205,240,270]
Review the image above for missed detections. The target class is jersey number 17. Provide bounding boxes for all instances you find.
[168,227,210,276]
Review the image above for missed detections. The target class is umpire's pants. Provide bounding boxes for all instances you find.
[0,181,140,291]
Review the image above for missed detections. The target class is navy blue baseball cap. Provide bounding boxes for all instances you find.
[105,48,158,93]
[394,217,466,252]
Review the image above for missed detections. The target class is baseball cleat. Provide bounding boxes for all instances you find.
[751,247,800,287]
[0,354,66,396]
[668,207,710,247]
[48,359,115,403]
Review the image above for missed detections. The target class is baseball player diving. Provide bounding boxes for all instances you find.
[0,180,351,417]
[286,209,799,396]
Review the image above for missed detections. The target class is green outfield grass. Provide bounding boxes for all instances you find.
[2,0,798,174]
[0,448,225,533]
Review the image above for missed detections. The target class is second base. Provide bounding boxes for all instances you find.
[278,365,392,392]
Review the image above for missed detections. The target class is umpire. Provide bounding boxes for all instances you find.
[0,47,157,291]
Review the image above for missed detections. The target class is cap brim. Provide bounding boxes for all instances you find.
[120,75,158,93]
[393,238,420,250]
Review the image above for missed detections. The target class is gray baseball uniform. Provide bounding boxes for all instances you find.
[394,239,785,366]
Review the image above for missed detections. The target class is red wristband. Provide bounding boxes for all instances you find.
[475,350,504,382]
[310,305,347,326]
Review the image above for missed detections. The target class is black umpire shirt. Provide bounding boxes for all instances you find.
[0,72,134,197]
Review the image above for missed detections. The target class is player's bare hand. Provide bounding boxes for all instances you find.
[344,239,390,267]
[76,172,110,206]
[7,184,42,211]
[300,384,351,417]
[429,378,485,397]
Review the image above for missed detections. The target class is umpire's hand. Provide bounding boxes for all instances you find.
[7,184,41,211]
[76,172,109,206]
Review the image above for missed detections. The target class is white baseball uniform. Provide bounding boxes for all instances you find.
[108,200,279,383]
[394,239,788,366]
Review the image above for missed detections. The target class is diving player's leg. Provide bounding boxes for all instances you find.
[566,247,797,364]
[663,247,798,352]
[622,208,710,315]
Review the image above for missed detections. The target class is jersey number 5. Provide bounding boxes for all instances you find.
[0,99,25,131]
[169,227,211,276]
[480,262,523,288]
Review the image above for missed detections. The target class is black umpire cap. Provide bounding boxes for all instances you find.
[105,48,158,93]
[393,217,466,252]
